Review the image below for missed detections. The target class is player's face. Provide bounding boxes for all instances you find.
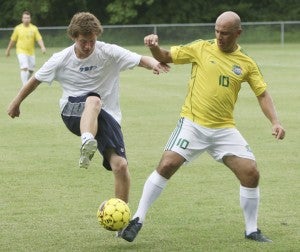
[22,14,31,26]
[215,23,241,53]
[74,33,97,59]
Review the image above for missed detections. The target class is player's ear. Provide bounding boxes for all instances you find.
[237,28,242,36]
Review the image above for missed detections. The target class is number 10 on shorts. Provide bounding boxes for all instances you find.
[176,138,189,149]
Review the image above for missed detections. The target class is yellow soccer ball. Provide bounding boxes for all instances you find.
[97,198,131,231]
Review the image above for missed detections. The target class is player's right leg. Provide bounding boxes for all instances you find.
[79,94,101,168]
[120,151,185,242]
[79,138,98,169]
[120,117,208,242]
[120,117,207,242]
[80,94,101,138]
[61,93,101,168]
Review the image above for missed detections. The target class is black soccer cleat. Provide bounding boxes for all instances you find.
[120,217,143,242]
[245,229,273,242]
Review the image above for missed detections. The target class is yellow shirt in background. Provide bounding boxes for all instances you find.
[10,23,42,55]
[171,39,267,128]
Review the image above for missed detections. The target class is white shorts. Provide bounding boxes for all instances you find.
[17,54,35,71]
[165,117,255,163]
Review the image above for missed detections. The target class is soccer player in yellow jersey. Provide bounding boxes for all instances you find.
[6,11,46,86]
[120,11,285,243]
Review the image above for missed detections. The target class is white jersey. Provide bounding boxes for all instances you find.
[35,41,142,124]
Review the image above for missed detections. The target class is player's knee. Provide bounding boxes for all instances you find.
[244,163,260,187]
[85,95,102,112]
[112,158,128,175]
[157,158,180,179]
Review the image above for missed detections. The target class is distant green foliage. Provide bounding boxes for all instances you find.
[0,0,299,27]
[106,0,154,24]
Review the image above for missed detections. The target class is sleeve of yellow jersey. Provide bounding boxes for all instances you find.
[10,27,19,42]
[247,60,267,96]
[34,25,43,41]
[170,44,196,64]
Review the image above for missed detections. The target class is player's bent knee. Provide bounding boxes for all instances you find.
[85,96,102,111]
[251,168,260,183]
[111,158,128,175]
[157,158,181,179]
[248,162,259,178]
[243,165,260,187]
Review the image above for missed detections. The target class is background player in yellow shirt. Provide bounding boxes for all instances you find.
[6,11,46,85]
[120,11,285,243]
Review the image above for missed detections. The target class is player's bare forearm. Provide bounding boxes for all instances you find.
[7,77,41,118]
[149,47,173,63]
[38,39,46,53]
[139,56,170,75]
[5,40,15,57]
[257,90,285,140]
[144,34,173,63]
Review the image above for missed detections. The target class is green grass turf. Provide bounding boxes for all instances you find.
[0,44,299,251]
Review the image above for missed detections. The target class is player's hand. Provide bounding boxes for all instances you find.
[5,50,10,57]
[272,123,285,140]
[144,34,159,48]
[7,100,21,118]
[152,62,170,75]
[41,47,46,54]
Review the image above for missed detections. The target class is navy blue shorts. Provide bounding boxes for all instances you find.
[61,94,126,170]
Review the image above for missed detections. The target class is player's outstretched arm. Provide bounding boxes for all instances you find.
[7,77,41,118]
[257,90,285,140]
[139,56,170,75]
[144,34,173,63]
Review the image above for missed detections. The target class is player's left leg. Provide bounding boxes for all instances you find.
[105,149,130,203]
[93,108,130,202]
[17,54,30,85]
[223,155,259,187]
[20,69,29,85]
[28,55,35,80]
[209,127,272,242]
[223,155,272,242]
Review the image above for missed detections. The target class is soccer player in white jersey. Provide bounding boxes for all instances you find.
[120,11,285,242]
[7,12,169,204]
[6,11,46,86]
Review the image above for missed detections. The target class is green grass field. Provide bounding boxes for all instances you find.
[0,44,299,251]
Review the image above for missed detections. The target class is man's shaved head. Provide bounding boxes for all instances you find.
[216,11,241,31]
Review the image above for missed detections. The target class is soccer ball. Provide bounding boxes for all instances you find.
[97,198,131,231]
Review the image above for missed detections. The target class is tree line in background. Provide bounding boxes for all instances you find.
[0,0,299,27]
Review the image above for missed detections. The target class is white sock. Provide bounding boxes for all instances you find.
[21,70,29,85]
[240,185,260,235]
[81,132,94,144]
[133,170,168,223]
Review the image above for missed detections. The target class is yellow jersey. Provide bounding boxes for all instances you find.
[171,39,267,128]
[10,23,43,55]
